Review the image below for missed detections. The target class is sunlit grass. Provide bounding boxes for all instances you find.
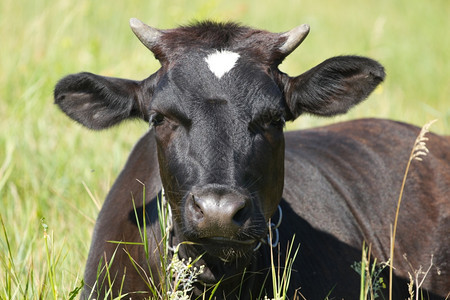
[0,0,448,298]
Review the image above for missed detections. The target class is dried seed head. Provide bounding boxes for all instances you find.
[411,119,437,161]
[407,272,414,300]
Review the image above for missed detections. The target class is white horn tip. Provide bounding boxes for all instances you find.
[280,24,310,54]
[128,18,161,51]
[129,18,143,29]
[286,24,310,39]
[298,24,310,33]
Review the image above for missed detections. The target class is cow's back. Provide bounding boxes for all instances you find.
[282,118,449,298]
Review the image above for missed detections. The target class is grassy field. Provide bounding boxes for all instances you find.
[0,0,448,298]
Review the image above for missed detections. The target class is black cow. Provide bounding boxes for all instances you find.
[54,19,450,299]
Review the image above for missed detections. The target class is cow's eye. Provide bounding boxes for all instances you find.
[249,115,285,134]
[150,113,165,127]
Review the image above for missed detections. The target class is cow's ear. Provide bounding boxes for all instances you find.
[283,56,385,120]
[54,72,156,130]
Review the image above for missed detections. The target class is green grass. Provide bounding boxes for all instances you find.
[0,0,448,298]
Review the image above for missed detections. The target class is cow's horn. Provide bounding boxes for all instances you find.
[129,18,161,52]
[279,24,310,55]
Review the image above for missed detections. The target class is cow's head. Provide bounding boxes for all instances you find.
[54,19,384,284]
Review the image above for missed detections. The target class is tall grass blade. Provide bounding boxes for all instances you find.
[41,219,58,299]
[68,280,84,300]
[389,119,437,300]
[269,232,299,300]
[0,144,14,193]
[1,214,23,298]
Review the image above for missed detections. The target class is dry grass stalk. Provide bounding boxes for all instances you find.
[388,119,437,300]
[404,254,438,300]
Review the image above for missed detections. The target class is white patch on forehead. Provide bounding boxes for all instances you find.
[204,50,240,79]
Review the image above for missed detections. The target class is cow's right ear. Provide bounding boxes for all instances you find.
[54,72,156,130]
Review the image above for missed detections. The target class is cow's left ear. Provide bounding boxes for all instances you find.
[283,56,385,120]
[54,72,156,130]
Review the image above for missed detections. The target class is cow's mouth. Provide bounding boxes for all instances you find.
[206,236,256,246]
[198,237,258,262]
[175,236,258,277]
[177,240,257,287]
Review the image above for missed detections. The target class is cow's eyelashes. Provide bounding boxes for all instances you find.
[150,113,165,127]
[270,116,286,129]
[249,115,285,133]
[260,115,286,129]
[149,110,191,129]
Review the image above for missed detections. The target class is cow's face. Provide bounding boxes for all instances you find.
[151,50,286,256]
[54,19,384,283]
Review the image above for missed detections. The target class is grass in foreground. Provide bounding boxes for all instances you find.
[1,0,448,298]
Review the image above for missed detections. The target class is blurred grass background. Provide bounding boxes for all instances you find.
[0,0,448,298]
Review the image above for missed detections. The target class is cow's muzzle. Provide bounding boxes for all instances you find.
[185,186,253,239]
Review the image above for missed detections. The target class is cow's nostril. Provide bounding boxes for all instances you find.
[190,194,205,222]
[231,201,248,226]
[192,195,204,215]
